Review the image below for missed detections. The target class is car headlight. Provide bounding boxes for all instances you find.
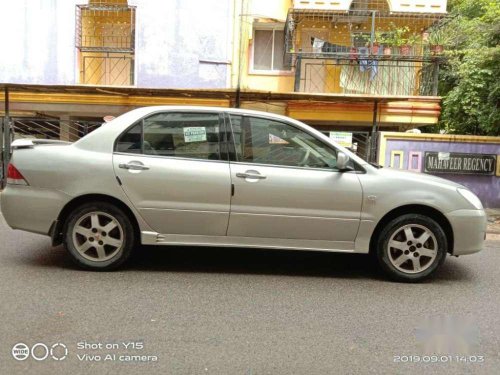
[457,188,483,209]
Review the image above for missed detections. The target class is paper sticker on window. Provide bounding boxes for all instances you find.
[269,133,288,144]
[183,127,207,143]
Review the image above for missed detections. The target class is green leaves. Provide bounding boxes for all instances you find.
[438,0,500,135]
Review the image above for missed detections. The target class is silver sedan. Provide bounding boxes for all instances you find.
[1,107,487,281]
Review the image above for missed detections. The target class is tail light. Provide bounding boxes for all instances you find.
[7,163,29,185]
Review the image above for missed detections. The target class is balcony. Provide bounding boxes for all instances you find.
[292,0,447,14]
[75,2,136,53]
[285,0,447,95]
[295,58,439,96]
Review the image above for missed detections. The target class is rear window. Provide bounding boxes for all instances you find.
[115,112,221,160]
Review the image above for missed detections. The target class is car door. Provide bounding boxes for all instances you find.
[113,111,231,236]
[226,114,363,243]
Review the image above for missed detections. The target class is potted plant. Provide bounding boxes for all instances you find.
[427,29,447,55]
[403,33,420,56]
[349,46,358,60]
[385,23,419,56]
[376,31,393,56]
[368,32,384,55]
[393,25,411,55]
[357,34,377,54]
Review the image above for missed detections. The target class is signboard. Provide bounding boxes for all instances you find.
[424,152,497,175]
[329,132,353,148]
[183,127,207,143]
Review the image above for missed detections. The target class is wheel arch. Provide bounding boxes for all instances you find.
[50,194,140,246]
[369,204,454,255]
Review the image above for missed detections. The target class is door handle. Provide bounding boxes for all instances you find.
[236,171,266,180]
[119,162,150,171]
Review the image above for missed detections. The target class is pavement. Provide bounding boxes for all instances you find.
[485,209,500,241]
[0,210,499,374]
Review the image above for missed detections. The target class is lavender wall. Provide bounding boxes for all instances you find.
[0,0,81,85]
[134,0,232,88]
[384,139,500,208]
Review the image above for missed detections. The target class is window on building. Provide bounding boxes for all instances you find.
[252,26,289,72]
[76,0,136,85]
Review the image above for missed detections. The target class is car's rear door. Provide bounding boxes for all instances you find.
[113,111,231,236]
[226,114,363,243]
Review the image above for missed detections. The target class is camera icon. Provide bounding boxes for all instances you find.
[11,343,30,361]
[11,342,68,361]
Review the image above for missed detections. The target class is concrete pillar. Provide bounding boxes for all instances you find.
[59,115,79,142]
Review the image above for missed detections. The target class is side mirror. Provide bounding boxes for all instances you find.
[336,152,352,172]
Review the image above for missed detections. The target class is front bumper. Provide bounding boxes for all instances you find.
[445,209,487,256]
[0,185,71,236]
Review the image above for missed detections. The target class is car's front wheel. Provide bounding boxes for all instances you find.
[376,214,447,282]
[63,202,135,270]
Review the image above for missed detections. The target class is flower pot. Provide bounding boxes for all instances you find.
[383,46,392,56]
[430,44,444,55]
[400,45,411,56]
[349,47,358,60]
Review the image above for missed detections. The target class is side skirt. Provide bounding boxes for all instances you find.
[141,231,362,253]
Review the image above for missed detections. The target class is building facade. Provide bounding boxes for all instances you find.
[1,0,448,157]
[234,0,447,128]
[3,1,499,207]
[0,0,233,88]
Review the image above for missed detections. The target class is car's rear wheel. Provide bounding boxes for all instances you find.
[376,214,447,282]
[63,202,135,270]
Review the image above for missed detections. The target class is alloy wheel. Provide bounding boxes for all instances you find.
[387,224,438,274]
[72,211,124,262]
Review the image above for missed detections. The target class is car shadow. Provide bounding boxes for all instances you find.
[129,245,382,280]
[129,245,475,283]
[24,242,474,283]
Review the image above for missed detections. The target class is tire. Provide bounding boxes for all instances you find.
[376,214,447,282]
[63,202,135,271]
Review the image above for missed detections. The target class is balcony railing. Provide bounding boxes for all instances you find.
[285,1,449,65]
[294,57,439,96]
[292,0,448,14]
[76,3,136,53]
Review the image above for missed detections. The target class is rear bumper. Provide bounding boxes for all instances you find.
[0,185,70,236]
[445,209,487,256]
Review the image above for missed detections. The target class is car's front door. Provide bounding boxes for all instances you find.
[226,114,363,244]
[113,111,231,236]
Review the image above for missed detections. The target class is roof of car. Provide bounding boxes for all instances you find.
[109,106,302,129]
[125,105,292,120]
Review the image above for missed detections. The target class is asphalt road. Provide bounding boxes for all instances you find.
[0,211,499,375]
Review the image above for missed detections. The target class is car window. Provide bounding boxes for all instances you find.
[115,122,142,154]
[115,112,222,160]
[229,115,338,169]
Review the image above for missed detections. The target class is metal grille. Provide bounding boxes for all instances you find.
[2,116,102,185]
[299,59,438,96]
[11,118,103,141]
[81,53,134,85]
[76,2,136,53]
[285,0,448,65]
[351,131,371,161]
[322,130,371,161]
[76,1,136,85]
